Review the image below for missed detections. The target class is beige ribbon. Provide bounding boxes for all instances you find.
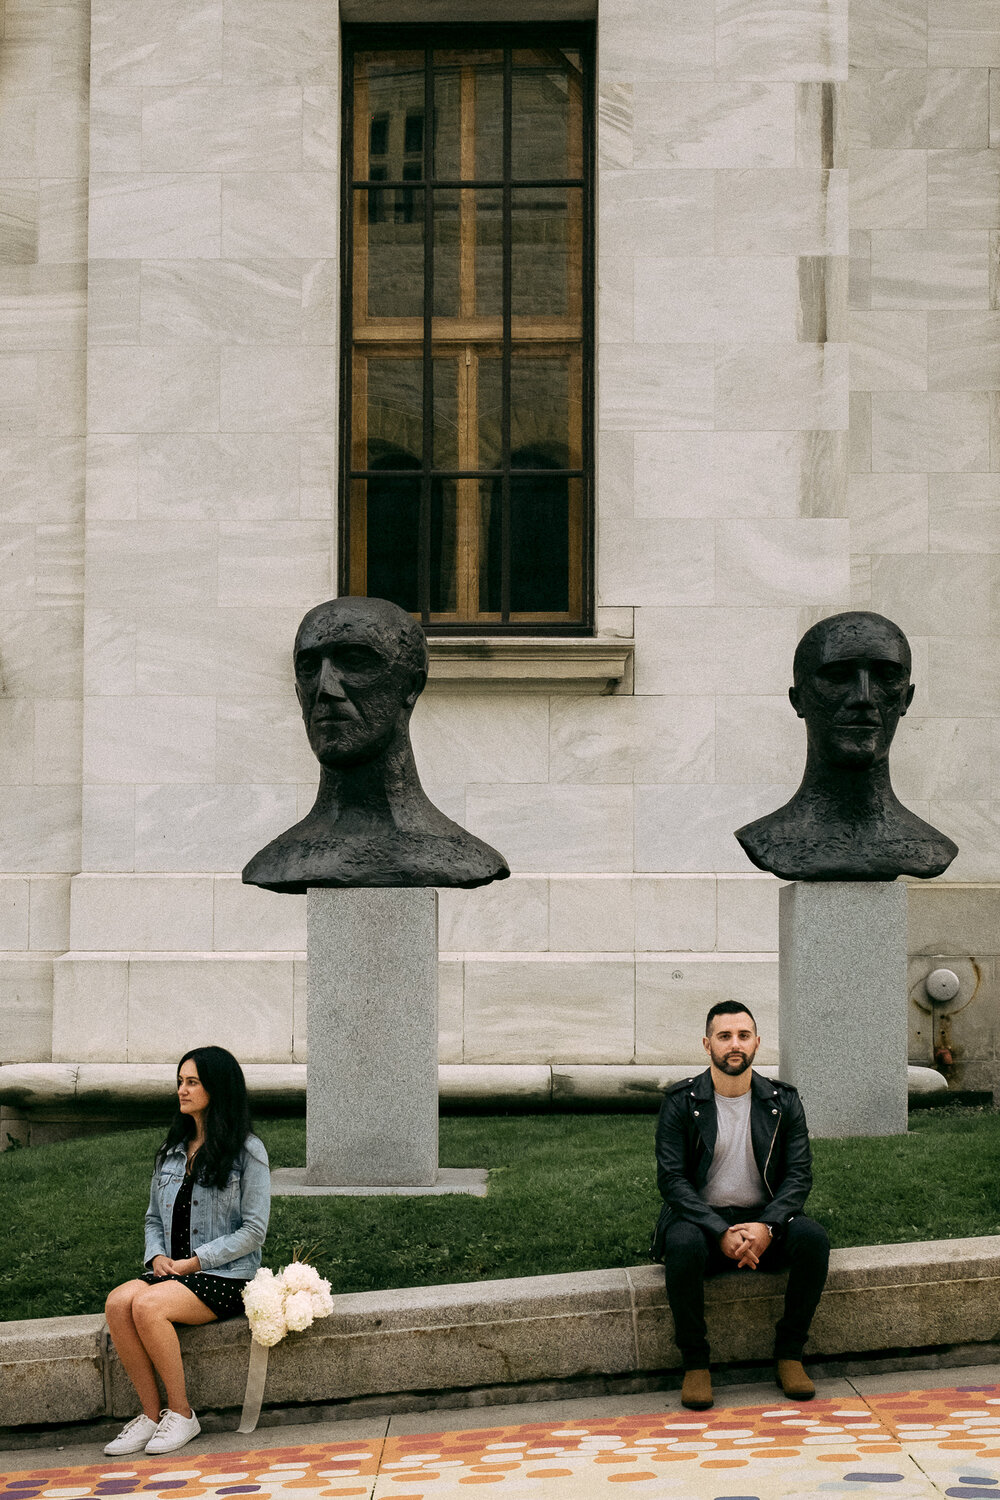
[238,1338,270,1433]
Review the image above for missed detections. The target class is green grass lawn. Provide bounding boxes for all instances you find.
[2,1108,999,1323]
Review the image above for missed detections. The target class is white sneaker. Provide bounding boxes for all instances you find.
[144,1407,201,1454]
[104,1412,159,1456]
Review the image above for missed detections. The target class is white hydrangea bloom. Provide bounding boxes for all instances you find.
[283,1290,315,1332]
[250,1307,288,1347]
[281,1261,322,1294]
[310,1279,334,1317]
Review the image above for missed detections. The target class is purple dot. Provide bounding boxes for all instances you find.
[946,1490,1000,1499]
[844,1479,905,1485]
[216,1488,261,1495]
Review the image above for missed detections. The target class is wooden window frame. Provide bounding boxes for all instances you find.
[339,23,596,636]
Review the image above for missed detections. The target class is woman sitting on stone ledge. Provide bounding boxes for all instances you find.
[103,1046,270,1457]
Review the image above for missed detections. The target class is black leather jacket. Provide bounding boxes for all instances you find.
[651,1068,813,1260]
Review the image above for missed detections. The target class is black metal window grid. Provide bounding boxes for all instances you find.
[340,24,595,634]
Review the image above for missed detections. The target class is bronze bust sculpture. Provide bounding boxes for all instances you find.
[243,597,509,892]
[735,611,957,882]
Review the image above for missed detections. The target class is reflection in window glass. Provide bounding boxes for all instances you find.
[476,356,502,471]
[432,189,460,318]
[510,356,571,466]
[474,66,504,179]
[364,474,420,612]
[359,188,424,319]
[432,359,460,470]
[366,359,423,467]
[512,189,581,318]
[357,52,424,178]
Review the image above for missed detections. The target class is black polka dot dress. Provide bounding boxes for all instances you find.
[140,1173,249,1321]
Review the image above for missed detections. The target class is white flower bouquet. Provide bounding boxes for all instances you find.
[242,1260,334,1346]
[238,1256,335,1431]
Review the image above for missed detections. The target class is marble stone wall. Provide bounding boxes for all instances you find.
[0,0,88,1062]
[846,0,1000,878]
[2,0,999,1074]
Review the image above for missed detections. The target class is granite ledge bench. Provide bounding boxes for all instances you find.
[3,1234,999,1430]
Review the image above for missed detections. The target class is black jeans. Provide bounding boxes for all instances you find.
[661,1205,830,1369]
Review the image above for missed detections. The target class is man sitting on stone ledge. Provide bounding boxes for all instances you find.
[652,1001,830,1411]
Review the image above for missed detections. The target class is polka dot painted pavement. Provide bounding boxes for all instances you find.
[5,1387,1000,1500]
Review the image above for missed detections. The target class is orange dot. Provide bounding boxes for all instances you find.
[525,1470,574,1479]
[754,1448,800,1457]
[939,1441,984,1450]
[816,1454,862,1462]
[606,1475,657,1484]
[859,1444,901,1452]
[700,1460,749,1468]
[594,1456,635,1464]
[320,1491,369,1497]
[458,1478,507,1485]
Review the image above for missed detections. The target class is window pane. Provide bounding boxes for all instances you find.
[478,477,501,614]
[432,358,460,470]
[357,188,424,319]
[511,188,581,318]
[477,355,502,471]
[358,475,420,612]
[431,63,461,179]
[475,190,503,317]
[432,189,460,317]
[365,357,424,468]
[356,51,426,181]
[433,50,502,179]
[511,49,582,179]
[510,354,571,468]
[477,473,576,615]
[474,64,504,180]
[429,478,458,614]
[509,472,572,613]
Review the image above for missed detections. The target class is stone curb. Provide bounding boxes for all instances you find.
[0,1062,948,1119]
[3,1235,999,1431]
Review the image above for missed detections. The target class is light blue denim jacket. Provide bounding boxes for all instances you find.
[143,1134,270,1278]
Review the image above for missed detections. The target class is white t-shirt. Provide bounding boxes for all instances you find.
[700,1090,765,1208]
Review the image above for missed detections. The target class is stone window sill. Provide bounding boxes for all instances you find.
[426,637,634,694]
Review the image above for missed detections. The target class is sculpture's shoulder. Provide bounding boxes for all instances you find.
[884,806,958,878]
[242,822,510,893]
[242,824,315,893]
[735,797,958,882]
[734,801,805,878]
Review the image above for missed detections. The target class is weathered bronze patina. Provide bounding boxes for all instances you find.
[735,611,957,882]
[243,597,509,892]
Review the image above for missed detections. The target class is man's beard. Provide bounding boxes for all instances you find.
[713,1046,756,1075]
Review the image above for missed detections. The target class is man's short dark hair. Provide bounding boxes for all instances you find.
[705,1000,758,1036]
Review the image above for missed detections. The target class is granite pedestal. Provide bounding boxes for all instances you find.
[271,887,486,1196]
[779,881,908,1138]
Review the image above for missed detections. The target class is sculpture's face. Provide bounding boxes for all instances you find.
[294,607,424,768]
[790,618,914,768]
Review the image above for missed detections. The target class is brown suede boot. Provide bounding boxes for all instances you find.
[681,1368,713,1410]
[776,1359,815,1400]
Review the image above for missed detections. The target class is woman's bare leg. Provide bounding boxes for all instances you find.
[105,1281,163,1419]
[131,1282,216,1416]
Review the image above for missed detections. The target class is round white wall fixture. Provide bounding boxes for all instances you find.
[925,968,961,1003]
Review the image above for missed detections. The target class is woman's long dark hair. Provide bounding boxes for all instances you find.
[155,1046,254,1189]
